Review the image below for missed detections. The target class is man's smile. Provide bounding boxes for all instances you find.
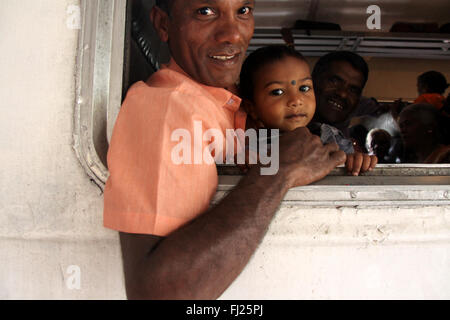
[325,96,348,113]
[208,47,242,67]
[210,55,236,61]
[208,53,241,66]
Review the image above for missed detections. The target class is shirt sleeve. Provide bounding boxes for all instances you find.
[320,123,355,154]
[103,82,219,236]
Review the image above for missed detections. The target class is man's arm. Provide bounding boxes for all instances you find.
[120,128,346,299]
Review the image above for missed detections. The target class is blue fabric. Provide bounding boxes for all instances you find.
[319,123,354,154]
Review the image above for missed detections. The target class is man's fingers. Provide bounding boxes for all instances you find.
[323,142,340,154]
[330,149,347,166]
[324,142,345,166]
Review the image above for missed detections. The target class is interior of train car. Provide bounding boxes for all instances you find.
[121,0,450,170]
[125,0,450,99]
[75,0,450,187]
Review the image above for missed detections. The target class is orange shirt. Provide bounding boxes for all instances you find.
[103,59,246,236]
[414,93,445,110]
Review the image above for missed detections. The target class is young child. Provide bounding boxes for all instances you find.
[239,45,377,175]
[415,71,449,110]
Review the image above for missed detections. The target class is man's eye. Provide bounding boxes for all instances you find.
[300,85,311,93]
[349,87,361,95]
[270,89,284,96]
[238,6,253,15]
[197,7,214,16]
[329,77,340,85]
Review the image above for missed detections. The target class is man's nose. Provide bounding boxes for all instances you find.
[214,15,242,44]
[335,85,348,99]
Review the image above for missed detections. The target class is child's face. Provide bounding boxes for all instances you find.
[248,56,315,132]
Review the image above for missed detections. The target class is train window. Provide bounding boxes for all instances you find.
[74,0,450,205]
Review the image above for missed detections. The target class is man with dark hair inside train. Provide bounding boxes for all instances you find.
[415,70,449,110]
[311,51,369,137]
[309,51,377,173]
[398,103,450,163]
[103,0,346,299]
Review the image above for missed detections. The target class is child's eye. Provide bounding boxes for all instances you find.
[299,85,311,93]
[197,7,214,16]
[270,89,284,96]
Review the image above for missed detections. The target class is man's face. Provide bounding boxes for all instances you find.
[398,111,428,148]
[314,60,365,125]
[163,0,255,88]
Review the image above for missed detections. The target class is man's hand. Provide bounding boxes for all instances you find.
[345,152,378,176]
[277,127,347,187]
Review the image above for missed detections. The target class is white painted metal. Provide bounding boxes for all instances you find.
[74,0,125,187]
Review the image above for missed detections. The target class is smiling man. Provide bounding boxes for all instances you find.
[309,51,377,174]
[103,0,345,299]
[312,51,369,136]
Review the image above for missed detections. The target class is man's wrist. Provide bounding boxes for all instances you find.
[244,164,292,195]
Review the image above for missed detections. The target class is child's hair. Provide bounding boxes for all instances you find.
[239,45,306,101]
[417,71,449,95]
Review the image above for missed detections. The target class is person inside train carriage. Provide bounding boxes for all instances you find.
[348,124,369,153]
[103,0,347,300]
[239,45,377,176]
[310,51,370,141]
[440,94,450,138]
[365,128,394,164]
[415,71,449,110]
[398,103,450,163]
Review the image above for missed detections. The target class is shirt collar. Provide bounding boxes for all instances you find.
[162,58,242,113]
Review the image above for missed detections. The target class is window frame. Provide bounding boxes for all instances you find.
[73,0,450,205]
[74,0,126,187]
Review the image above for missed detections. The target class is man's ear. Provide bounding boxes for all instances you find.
[150,6,170,42]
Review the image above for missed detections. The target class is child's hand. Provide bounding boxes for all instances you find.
[346,152,378,176]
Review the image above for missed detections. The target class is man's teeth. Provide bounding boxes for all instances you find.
[329,100,343,110]
[211,55,235,60]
